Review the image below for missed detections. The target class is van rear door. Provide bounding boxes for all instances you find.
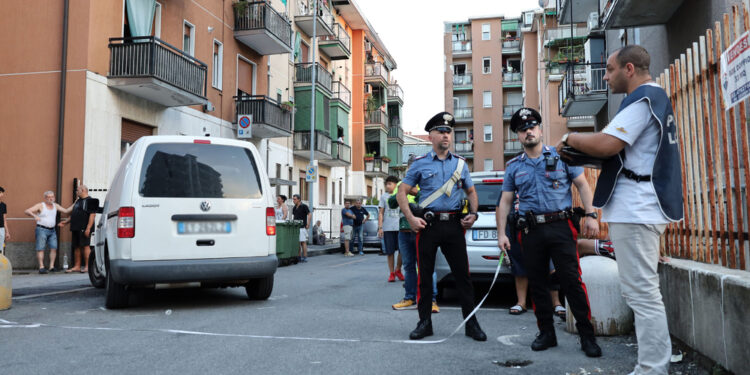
[131,141,270,261]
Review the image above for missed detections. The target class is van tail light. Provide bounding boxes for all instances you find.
[266,207,276,236]
[117,207,135,238]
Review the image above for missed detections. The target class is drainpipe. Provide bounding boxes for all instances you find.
[56,0,70,203]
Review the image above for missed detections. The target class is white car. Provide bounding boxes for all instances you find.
[435,170,511,293]
[90,136,277,308]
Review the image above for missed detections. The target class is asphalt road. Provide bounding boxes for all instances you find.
[1,253,708,375]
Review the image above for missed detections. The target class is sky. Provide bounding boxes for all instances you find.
[354,0,544,135]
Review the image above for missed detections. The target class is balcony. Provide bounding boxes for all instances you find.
[387,84,404,105]
[295,1,334,37]
[108,36,208,107]
[388,126,404,142]
[234,95,292,138]
[543,26,588,48]
[559,63,608,117]
[293,130,332,160]
[503,105,522,120]
[455,141,474,158]
[319,23,350,60]
[600,0,686,29]
[364,157,389,177]
[364,62,389,87]
[452,40,472,55]
[504,139,522,155]
[331,81,351,108]
[454,106,473,123]
[502,38,521,54]
[567,115,597,128]
[320,141,351,166]
[556,0,600,24]
[453,74,472,90]
[233,1,292,55]
[294,62,332,93]
[503,72,523,87]
[365,108,388,131]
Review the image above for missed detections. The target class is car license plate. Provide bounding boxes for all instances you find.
[177,221,231,235]
[473,229,497,241]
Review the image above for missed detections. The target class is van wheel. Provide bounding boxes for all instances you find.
[88,250,105,289]
[105,262,130,309]
[245,275,274,300]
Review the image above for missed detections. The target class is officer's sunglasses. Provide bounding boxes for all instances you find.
[433,126,452,134]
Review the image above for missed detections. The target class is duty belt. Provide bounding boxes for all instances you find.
[423,211,461,224]
[515,209,574,233]
[621,167,651,182]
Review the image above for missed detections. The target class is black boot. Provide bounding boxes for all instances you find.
[531,331,557,351]
[409,319,433,340]
[464,317,487,341]
[580,335,602,357]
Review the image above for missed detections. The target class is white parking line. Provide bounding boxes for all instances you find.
[328,258,368,268]
[12,287,94,300]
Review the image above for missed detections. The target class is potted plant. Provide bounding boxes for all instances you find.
[280,101,294,112]
[232,1,249,16]
[381,156,391,163]
[364,152,375,161]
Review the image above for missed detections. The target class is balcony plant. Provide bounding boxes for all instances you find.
[364,152,375,161]
[381,156,391,163]
[232,1,249,15]
[280,101,294,112]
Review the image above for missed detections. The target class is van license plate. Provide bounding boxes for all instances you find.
[473,229,497,241]
[177,221,231,234]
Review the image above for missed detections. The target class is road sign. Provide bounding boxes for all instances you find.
[305,164,318,183]
[237,115,252,138]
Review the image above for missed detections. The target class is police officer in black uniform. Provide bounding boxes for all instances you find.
[396,112,486,341]
[497,108,602,357]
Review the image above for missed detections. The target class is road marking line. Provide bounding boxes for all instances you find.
[438,306,507,312]
[328,259,368,268]
[12,287,94,300]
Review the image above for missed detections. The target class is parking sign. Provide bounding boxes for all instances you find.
[237,115,252,139]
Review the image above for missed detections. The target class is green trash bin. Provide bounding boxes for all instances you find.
[276,221,302,266]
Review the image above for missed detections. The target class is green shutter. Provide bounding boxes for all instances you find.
[501,20,518,31]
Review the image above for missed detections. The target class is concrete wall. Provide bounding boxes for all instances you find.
[659,259,750,375]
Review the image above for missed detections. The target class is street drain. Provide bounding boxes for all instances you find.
[493,359,533,368]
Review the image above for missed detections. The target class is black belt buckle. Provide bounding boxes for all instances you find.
[439,212,450,221]
[424,211,435,222]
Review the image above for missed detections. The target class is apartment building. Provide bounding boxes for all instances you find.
[0,0,403,266]
[443,16,524,171]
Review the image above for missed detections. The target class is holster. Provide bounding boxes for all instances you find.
[570,207,585,234]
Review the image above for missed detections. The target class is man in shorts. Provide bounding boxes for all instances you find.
[341,200,355,257]
[59,185,98,273]
[292,194,311,262]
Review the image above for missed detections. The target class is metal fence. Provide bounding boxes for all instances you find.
[235,95,292,132]
[331,81,351,107]
[452,40,472,53]
[453,73,472,87]
[294,62,332,92]
[233,1,292,49]
[454,106,473,120]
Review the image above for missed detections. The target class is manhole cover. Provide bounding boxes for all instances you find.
[493,359,533,368]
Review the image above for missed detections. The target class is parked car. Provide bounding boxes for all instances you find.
[340,204,381,251]
[90,136,278,308]
[435,170,512,293]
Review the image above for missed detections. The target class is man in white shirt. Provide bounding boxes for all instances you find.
[556,45,683,375]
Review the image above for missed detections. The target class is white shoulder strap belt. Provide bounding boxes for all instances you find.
[419,158,465,208]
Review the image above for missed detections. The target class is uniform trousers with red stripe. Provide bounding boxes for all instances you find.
[519,219,595,337]
[416,218,475,321]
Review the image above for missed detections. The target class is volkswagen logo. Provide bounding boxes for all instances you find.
[200,201,211,212]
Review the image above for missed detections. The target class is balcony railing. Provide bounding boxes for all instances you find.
[366,108,388,127]
[453,73,472,88]
[294,130,332,155]
[454,106,473,121]
[388,84,404,103]
[294,62,332,92]
[319,22,350,56]
[365,157,389,175]
[233,1,292,54]
[503,72,523,85]
[331,81,351,107]
[108,36,207,103]
[295,0,334,36]
[558,62,608,116]
[331,142,351,164]
[502,38,521,50]
[503,105,522,120]
[455,141,473,153]
[388,126,404,140]
[543,26,588,46]
[365,62,389,83]
[452,40,472,53]
[504,139,522,154]
[235,95,292,136]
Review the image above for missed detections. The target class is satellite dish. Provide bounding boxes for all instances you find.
[538,0,548,8]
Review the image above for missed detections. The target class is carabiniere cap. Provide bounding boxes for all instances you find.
[425,111,456,132]
[510,107,542,132]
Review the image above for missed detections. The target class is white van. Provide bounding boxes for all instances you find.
[91,136,277,308]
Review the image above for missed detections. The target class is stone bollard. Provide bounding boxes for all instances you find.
[565,256,633,336]
[0,253,11,310]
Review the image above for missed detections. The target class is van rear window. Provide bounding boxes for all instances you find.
[138,143,262,199]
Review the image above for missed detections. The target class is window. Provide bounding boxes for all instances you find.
[237,56,256,97]
[277,89,283,104]
[453,63,466,75]
[482,57,491,74]
[483,91,492,108]
[319,176,327,206]
[523,12,533,27]
[482,23,490,40]
[212,40,223,90]
[484,159,493,171]
[183,21,195,55]
[139,143,262,198]
[153,2,162,38]
[483,124,493,142]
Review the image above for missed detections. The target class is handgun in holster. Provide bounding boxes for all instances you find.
[569,207,586,234]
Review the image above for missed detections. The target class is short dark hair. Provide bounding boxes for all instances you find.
[615,45,650,73]
[279,195,287,202]
[385,176,400,184]
[292,194,301,200]
[0,186,4,193]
